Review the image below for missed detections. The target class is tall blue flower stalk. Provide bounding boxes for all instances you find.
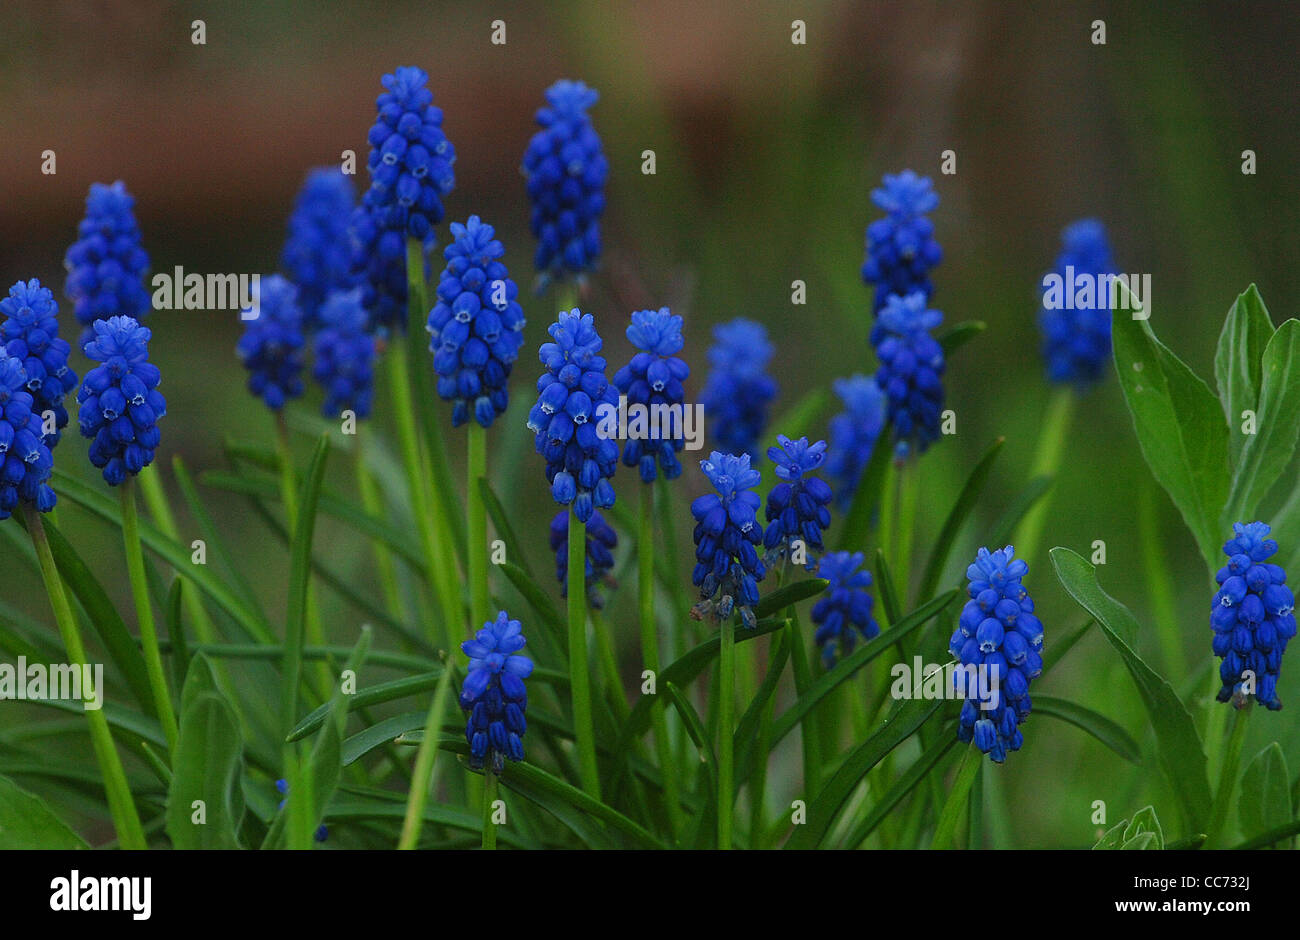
[549,509,617,608]
[523,79,608,288]
[811,551,879,668]
[690,451,766,629]
[826,374,885,510]
[313,289,375,420]
[76,316,166,485]
[64,181,151,348]
[950,546,1043,763]
[460,611,534,771]
[1212,522,1295,710]
[0,355,57,519]
[862,170,941,318]
[283,167,357,332]
[236,275,305,411]
[873,292,945,459]
[1,279,77,449]
[612,307,690,482]
[701,319,776,460]
[1038,218,1117,386]
[763,435,833,568]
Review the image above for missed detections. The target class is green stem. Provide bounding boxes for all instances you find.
[120,475,178,756]
[591,608,629,722]
[931,743,981,849]
[567,507,601,798]
[25,506,147,849]
[355,437,406,623]
[1207,704,1251,846]
[467,423,490,629]
[481,769,499,850]
[718,617,735,850]
[1016,387,1074,565]
[397,652,457,849]
[640,485,682,840]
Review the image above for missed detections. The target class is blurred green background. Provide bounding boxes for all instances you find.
[2,0,1298,847]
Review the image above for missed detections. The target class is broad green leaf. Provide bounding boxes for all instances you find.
[1051,548,1212,831]
[281,434,330,741]
[166,656,245,849]
[1225,319,1300,525]
[1214,284,1275,465]
[1093,819,1129,850]
[0,774,88,848]
[917,437,1004,602]
[1238,742,1291,842]
[1121,832,1160,849]
[1034,695,1142,764]
[1111,297,1231,574]
[1123,805,1165,849]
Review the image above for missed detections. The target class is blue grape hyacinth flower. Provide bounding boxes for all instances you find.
[811,551,879,668]
[274,779,329,842]
[690,451,767,630]
[1,279,78,449]
[873,292,945,459]
[523,79,608,287]
[282,167,357,331]
[64,181,151,348]
[701,318,777,460]
[76,316,165,486]
[950,546,1043,763]
[612,307,690,482]
[549,508,618,608]
[427,216,526,428]
[826,374,885,511]
[313,289,375,420]
[1038,218,1117,385]
[763,435,833,568]
[460,611,534,772]
[862,170,942,318]
[527,309,619,523]
[0,356,57,519]
[236,275,305,411]
[1212,522,1296,710]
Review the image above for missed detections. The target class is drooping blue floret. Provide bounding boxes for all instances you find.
[282,167,357,331]
[950,545,1043,763]
[460,610,534,771]
[75,316,165,486]
[811,551,879,668]
[549,508,618,608]
[763,435,833,568]
[1038,218,1117,386]
[523,79,608,288]
[312,289,375,420]
[612,307,690,482]
[862,170,942,319]
[0,279,78,448]
[236,275,305,411]
[273,779,329,842]
[527,309,619,523]
[64,181,151,349]
[701,319,777,459]
[427,216,526,428]
[0,356,57,519]
[1212,522,1295,711]
[826,374,885,510]
[690,451,767,630]
[873,292,945,459]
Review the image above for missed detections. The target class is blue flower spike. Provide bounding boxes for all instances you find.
[313,289,376,420]
[612,307,691,482]
[549,508,618,608]
[0,279,78,448]
[690,451,767,630]
[1212,522,1295,710]
[0,355,57,519]
[64,181,152,349]
[76,316,166,486]
[236,275,305,411]
[460,611,534,772]
[763,435,833,569]
[701,318,777,460]
[950,545,1043,763]
[811,551,879,668]
[282,167,357,332]
[873,292,945,460]
[826,374,885,510]
[1038,218,1117,386]
[427,216,526,428]
[862,170,942,318]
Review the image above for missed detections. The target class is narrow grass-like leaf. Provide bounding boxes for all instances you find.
[931,741,981,849]
[732,636,791,758]
[753,578,828,619]
[840,736,957,848]
[288,669,447,741]
[917,437,1004,602]
[1225,318,1300,525]
[498,561,565,661]
[1238,742,1292,844]
[324,796,542,849]
[836,427,893,553]
[1231,818,1300,850]
[1034,695,1141,764]
[479,478,536,580]
[281,435,330,742]
[982,474,1052,549]
[165,579,190,694]
[1214,284,1275,465]
[0,775,89,848]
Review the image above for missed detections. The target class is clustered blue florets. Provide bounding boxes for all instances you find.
[427,216,526,428]
[873,292,945,459]
[1,279,78,448]
[763,435,833,567]
[690,451,766,630]
[236,275,305,411]
[528,310,619,523]
[0,356,57,518]
[460,611,534,771]
[1211,522,1295,710]
[862,170,942,319]
[1039,218,1117,385]
[523,79,608,286]
[282,168,357,332]
[313,289,375,420]
[826,374,885,510]
[550,508,618,608]
[76,316,166,486]
[612,307,690,482]
[64,181,151,349]
[701,319,776,459]
[810,551,879,668]
[950,546,1043,763]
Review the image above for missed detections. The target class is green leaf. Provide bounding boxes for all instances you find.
[1111,297,1231,574]
[497,561,566,661]
[479,478,535,580]
[281,434,330,741]
[931,742,981,849]
[1093,819,1128,849]
[840,737,957,848]
[732,636,791,758]
[1034,695,1142,764]
[754,578,829,619]
[1214,284,1275,465]
[1123,805,1165,849]
[165,578,191,694]
[917,437,1004,602]
[324,795,543,849]
[1121,831,1160,850]
[1051,548,1212,830]
[836,428,892,552]
[0,774,88,848]
[938,320,987,356]
[1231,817,1300,849]
[288,670,448,742]
[1225,318,1300,525]
[770,387,828,443]
[1238,742,1292,842]
[165,655,245,849]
